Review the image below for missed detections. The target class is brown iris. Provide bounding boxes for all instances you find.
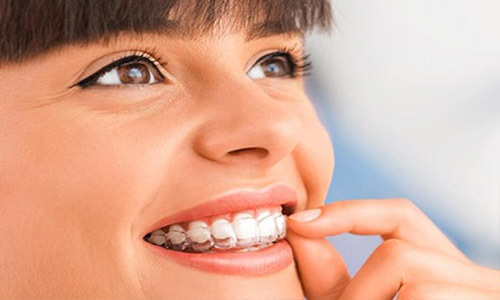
[261,56,291,77]
[118,62,151,84]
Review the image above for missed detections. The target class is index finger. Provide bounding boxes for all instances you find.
[287,198,467,261]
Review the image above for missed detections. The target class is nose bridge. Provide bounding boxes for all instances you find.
[193,80,301,168]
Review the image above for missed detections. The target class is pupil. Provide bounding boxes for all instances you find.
[267,63,280,73]
[128,68,143,79]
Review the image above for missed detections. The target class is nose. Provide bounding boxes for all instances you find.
[193,82,301,170]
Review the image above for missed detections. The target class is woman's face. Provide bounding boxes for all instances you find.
[0,29,334,299]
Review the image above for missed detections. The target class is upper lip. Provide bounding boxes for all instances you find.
[142,184,298,237]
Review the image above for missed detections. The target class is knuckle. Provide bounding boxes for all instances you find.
[397,283,425,300]
[375,239,410,264]
[397,283,437,300]
[393,197,420,215]
[394,197,414,209]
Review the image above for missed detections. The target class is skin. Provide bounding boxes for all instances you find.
[0,30,332,299]
[288,200,500,299]
[0,27,498,299]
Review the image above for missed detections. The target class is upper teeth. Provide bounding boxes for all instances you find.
[211,218,236,249]
[145,209,287,253]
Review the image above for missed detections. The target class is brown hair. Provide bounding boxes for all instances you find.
[0,0,332,63]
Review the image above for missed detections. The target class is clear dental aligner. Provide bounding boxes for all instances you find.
[144,209,287,253]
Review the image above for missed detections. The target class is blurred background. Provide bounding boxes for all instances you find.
[305,0,500,274]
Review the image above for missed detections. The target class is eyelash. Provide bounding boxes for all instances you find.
[76,47,167,88]
[259,45,313,78]
[76,46,312,88]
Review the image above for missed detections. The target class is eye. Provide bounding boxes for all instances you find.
[77,55,165,88]
[99,61,156,85]
[247,53,295,79]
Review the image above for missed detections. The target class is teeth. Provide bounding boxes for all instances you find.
[256,210,272,221]
[273,212,287,239]
[187,221,214,252]
[234,243,274,252]
[211,218,236,249]
[257,211,278,244]
[165,224,189,251]
[147,229,167,246]
[233,212,259,248]
[148,209,288,253]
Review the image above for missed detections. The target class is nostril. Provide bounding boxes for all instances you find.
[228,147,268,159]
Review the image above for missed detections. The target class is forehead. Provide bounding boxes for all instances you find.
[0,0,331,63]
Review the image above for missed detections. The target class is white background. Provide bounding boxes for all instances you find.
[306,0,500,272]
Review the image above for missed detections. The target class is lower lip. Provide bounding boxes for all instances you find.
[145,240,293,276]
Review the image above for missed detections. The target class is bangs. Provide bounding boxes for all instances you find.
[0,0,332,63]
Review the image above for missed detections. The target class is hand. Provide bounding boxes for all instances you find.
[287,198,500,300]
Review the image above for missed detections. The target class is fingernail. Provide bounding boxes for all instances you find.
[289,208,321,222]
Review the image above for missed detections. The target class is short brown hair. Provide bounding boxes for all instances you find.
[0,0,332,63]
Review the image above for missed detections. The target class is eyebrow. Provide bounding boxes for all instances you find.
[0,0,331,63]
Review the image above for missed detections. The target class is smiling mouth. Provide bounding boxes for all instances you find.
[141,184,298,275]
[143,205,293,253]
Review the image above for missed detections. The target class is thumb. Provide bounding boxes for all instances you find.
[287,230,350,300]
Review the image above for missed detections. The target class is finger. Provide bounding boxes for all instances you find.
[398,282,500,300]
[288,198,467,261]
[287,230,350,300]
[338,239,500,300]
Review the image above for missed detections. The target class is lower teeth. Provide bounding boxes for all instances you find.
[145,231,283,253]
[234,243,273,252]
[145,238,279,253]
[194,243,274,253]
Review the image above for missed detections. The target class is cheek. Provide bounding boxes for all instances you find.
[1,111,143,222]
[0,105,179,295]
[293,107,335,209]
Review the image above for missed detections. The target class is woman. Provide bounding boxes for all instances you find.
[0,0,498,299]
